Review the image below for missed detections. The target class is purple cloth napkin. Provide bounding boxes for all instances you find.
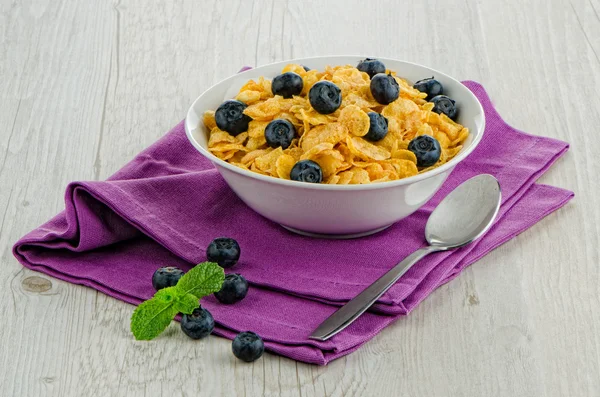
[13,82,573,365]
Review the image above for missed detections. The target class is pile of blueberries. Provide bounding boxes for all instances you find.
[152,237,264,363]
[214,58,459,183]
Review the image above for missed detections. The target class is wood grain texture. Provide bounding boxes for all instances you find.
[0,0,597,396]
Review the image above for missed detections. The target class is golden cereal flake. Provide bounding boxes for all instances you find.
[301,123,348,151]
[347,136,391,161]
[338,105,370,137]
[203,111,217,130]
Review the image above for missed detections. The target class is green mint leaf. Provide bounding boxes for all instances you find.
[130,263,223,341]
[130,287,181,340]
[175,262,225,299]
[154,286,186,301]
[173,292,200,314]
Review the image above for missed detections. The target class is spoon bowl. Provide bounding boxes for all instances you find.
[426,174,501,248]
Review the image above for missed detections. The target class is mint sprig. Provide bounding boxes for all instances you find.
[130,262,225,341]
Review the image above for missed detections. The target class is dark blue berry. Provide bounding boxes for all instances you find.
[302,65,311,72]
[207,237,241,269]
[152,267,185,291]
[430,95,458,120]
[181,308,214,339]
[308,81,342,114]
[370,73,400,105]
[408,135,442,167]
[271,72,303,98]
[290,160,323,183]
[365,112,388,141]
[215,100,252,136]
[265,119,295,149]
[232,331,264,362]
[413,77,444,100]
[214,274,249,304]
[356,58,386,78]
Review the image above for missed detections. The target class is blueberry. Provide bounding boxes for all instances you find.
[302,65,311,72]
[430,95,458,120]
[413,77,444,101]
[181,308,214,339]
[265,119,296,149]
[214,274,249,304]
[206,237,241,268]
[232,331,264,362]
[356,58,386,78]
[152,267,185,291]
[370,73,400,105]
[215,100,252,136]
[408,135,442,167]
[365,112,388,141]
[271,72,303,98]
[308,81,342,114]
[290,160,323,183]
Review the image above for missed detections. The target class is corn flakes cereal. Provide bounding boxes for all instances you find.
[388,159,419,178]
[301,69,321,96]
[301,123,347,151]
[254,147,284,173]
[311,149,345,178]
[205,61,469,184]
[208,128,236,146]
[347,136,391,161]
[337,171,354,185]
[235,90,262,104]
[243,97,282,120]
[203,111,217,130]
[300,143,335,160]
[241,148,272,165]
[282,64,307,76]
[275,154,296,179]
[391,148,418,164]
[208,143,248,153]
[349,168,370,184]
[327,175,341,184]
[339,105,370,137]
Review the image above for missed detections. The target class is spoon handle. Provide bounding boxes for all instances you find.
[309,245,442,341]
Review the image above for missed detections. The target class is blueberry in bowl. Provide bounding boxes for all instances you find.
[215,100,251,136]
[357,58,386,78]
[365,112,388,142]
[408,135,442,167]
[265,119,296,149]
[413,77,443,100]
[370,73,399,105]
[308,81,342,114]
[271,72,303,98]
[290,160,323,183]
[430,95,458,120]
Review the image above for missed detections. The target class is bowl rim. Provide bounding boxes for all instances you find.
[185,55,485,191]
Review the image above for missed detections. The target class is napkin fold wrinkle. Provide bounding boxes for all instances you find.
[13,81,573,365]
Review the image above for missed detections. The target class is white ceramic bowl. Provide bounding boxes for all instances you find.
[185,56,485,238]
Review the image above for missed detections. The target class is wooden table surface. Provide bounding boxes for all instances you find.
[1,0,598,396]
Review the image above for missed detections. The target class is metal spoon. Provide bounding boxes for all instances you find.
[309,174,502,341]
